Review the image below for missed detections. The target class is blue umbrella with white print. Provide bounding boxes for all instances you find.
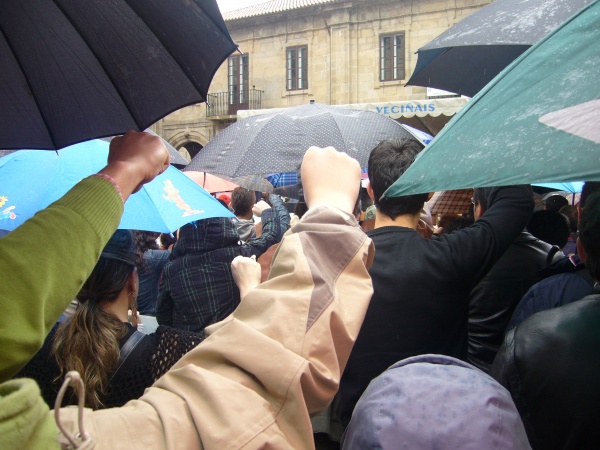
[0,139,234,233]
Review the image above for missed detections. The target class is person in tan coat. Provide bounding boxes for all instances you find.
[5,146,374,449]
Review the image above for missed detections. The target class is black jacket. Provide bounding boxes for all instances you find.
[491,292,600,449]
[332,185,534,433]
[467,231,563,373]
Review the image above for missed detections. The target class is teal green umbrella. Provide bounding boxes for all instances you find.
[384,0,600,198]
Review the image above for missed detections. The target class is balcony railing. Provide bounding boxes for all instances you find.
[206,89,263,118]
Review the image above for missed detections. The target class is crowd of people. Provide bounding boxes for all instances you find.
[1,131,598,449]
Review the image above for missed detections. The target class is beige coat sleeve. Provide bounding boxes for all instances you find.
[55,205,374,449]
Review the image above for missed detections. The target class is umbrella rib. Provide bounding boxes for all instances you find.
[50,0,148,131]
[0,19,58,149]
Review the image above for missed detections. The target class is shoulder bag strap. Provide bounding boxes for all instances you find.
[108,330,146,383]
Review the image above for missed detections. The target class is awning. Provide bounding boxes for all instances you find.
[237,97,471,136]
[238,97,469,119]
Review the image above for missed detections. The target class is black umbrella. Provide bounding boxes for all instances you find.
[406,0,592,97]
[0,0,237,150]
[185,102,421,177]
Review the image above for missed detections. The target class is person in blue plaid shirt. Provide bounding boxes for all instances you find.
[155,194,290,333]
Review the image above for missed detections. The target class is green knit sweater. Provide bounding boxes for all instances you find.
[0,176,123,448]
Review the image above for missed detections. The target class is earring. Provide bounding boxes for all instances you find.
[128,292,139,328]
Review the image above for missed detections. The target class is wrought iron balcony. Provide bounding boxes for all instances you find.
[206,88,263,118]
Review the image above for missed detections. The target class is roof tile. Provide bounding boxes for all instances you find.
[223,0,337,21]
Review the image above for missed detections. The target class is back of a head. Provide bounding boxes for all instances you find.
[368,137,428,219]
[559,205,578,233]
[159,232,176,249]
[173,218,238,257]
[342,355,530,449]
[53,229,137,408]
[527,210,570,248]
[132,231,160,253]
[579,192,600,281]
[544,194,568,212]
[79,229,137,303]
[132,230,160,269]
[580,181,600,208]
[231,187,256,217]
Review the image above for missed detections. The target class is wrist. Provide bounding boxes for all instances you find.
[99,161,144,201]
[92,173,124,203]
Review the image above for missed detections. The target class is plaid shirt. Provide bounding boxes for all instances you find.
[156,195,290,332]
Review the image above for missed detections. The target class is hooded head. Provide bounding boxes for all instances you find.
[341,354,531,449]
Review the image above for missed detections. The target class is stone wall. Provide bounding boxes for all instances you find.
[154,0,490,157]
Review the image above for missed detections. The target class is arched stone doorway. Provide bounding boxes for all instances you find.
[168,129,210,161]
[179,141,204,159]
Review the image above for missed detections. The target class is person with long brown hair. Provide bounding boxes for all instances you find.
[16,229,203,409]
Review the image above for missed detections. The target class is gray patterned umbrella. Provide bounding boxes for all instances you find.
[185,102,419,177]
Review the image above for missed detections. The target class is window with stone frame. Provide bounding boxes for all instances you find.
[228,54,249,105]
[286,46,308,91]
[380,32,405,82]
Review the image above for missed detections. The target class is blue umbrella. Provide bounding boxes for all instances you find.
[0,140,234,232]
[532,182,584,194]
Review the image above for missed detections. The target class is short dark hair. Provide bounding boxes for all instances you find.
[231,187,255,216]
[580,182,600,208]
[544,194,568,212]
[368,138,428,219]
[559,205,578,233]
[527,210,570,248]
[579,192,600,281]
[472,188,488,213]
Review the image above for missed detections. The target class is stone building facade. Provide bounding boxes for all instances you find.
[154,0,491,160]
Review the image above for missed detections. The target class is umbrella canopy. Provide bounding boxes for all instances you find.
[406,0,593,97]
[185,102,420,177]
[532,182,584,194]
[427,189,474,215]
[184,171,240,193]
[385,0,600,198]
[0,0,237,150]
[0,140,234,233]
[185,171,274,193]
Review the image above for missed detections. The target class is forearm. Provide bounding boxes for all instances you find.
[245,198,290,257]
[268,194,291,238]
[0,176,122,381]
[55,205,374,449]
[446,185,534,281]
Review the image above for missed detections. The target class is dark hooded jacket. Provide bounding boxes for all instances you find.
[156,195,289,332]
